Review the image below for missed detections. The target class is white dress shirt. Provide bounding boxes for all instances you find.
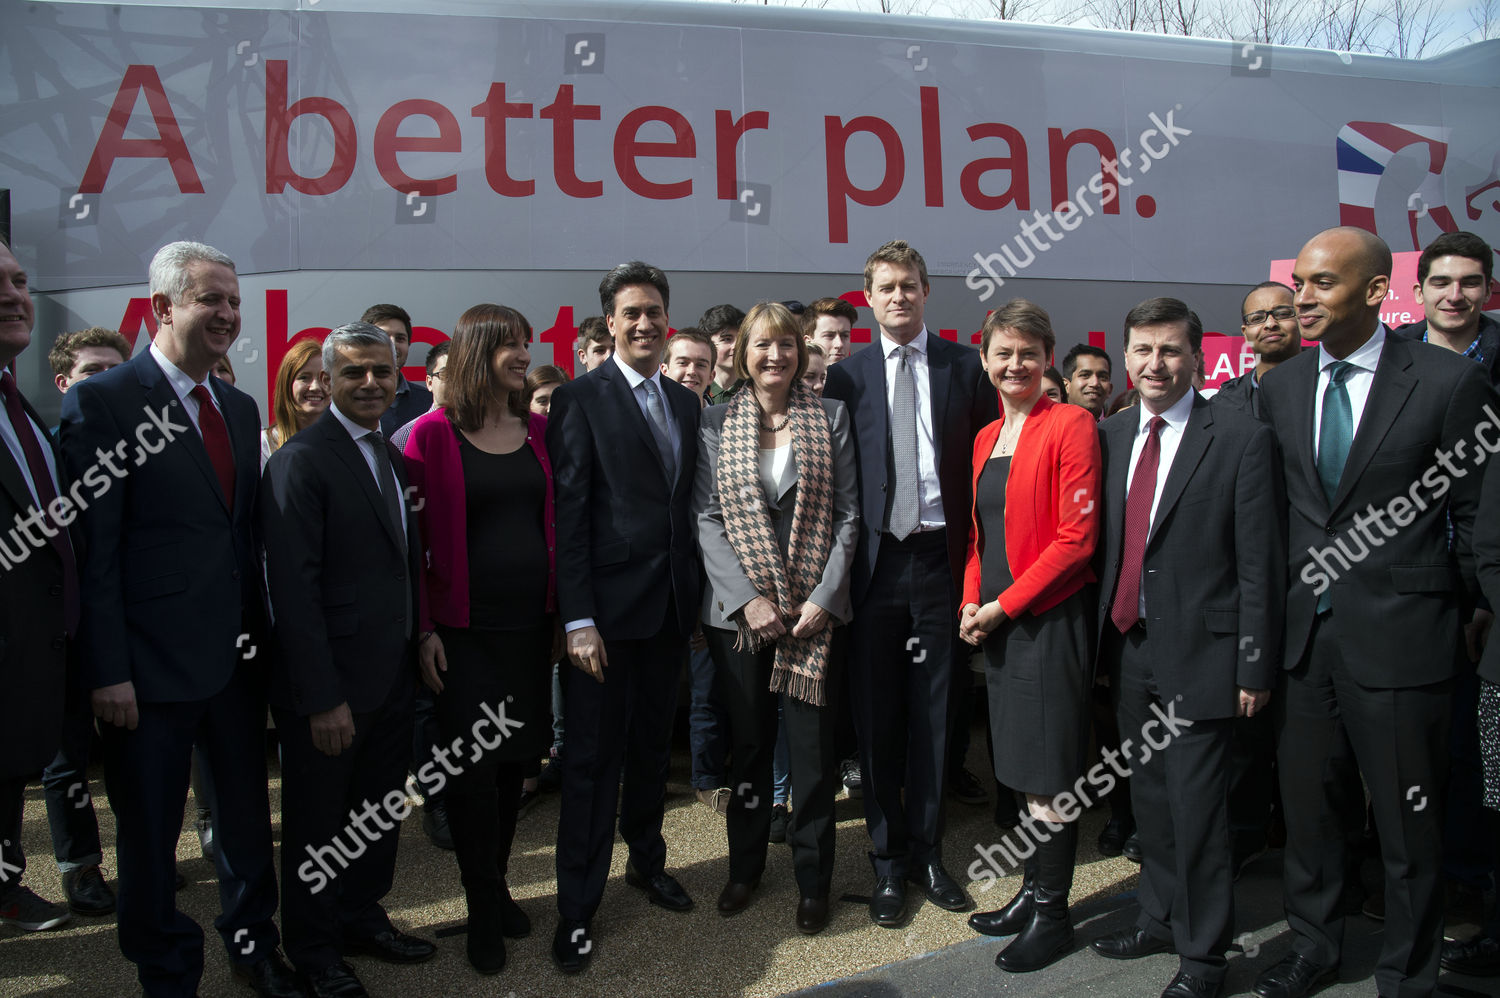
[0,379,58,506]
[881,326,944,529]
[330,402,408,548]
[1126,387,1197,616]
[613,351,682,468]
[150,341,223,433]
[1312,324,1385,461]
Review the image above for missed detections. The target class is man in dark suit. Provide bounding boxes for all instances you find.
[821,240,997,928]
[0,237,74,933]
[1253,227,1494,998]
[260,322,434,998]
[59,241,299,998]
[547,261,701,973]
[1215,281,1303,420]
[1090,297,1284,998]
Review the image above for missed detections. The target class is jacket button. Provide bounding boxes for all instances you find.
[232,569,241,580]
[52,636,65,650]
[1325,527,1336,537]
[395,572,405,581]
[50,584,63,597]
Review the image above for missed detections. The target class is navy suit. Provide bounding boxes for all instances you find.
[59,350,278,998]
[546,357,700,921]
[822,332,996,877]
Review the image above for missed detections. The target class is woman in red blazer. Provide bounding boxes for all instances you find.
[958,300,1102,975]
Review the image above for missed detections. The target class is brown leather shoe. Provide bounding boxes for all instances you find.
[796,896,830,935]
[716,880,758,916]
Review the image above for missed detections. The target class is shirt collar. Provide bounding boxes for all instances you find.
[613,350,665,392]
[1318,323,1386,376]
[149,341,215,402]
[1138,386,1196,436]
[882,326,929,359]
[330,402,379,443]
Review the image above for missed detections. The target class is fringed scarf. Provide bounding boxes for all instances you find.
[716,381,835,706]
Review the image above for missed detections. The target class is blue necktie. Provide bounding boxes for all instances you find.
[1316,361,1353,613]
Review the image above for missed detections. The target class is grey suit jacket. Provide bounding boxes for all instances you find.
[693,397,859,633]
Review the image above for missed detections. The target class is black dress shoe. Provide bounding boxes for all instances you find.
[1442,932,1500,976]
[62,866,116,915]
[1251,953,1338,998]
[796,895,830,935]
[1091,927,1174,960]
[1097,816,1134,857]
[232,949,306,998]
[299,961,366,998]
[869,875,908,928]
[343,928,436,964]
[717,880,758,915]
[1121,832,1143,864]
[421,802,454,850]
[948,767,988,804]
[908,861,973,912]
[1161,969,1223,997]
[552,918,593,974]
[624,864,694,912]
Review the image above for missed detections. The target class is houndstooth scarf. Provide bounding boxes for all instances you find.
[717,381,835,706]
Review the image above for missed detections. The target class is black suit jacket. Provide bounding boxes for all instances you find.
[822,332,997,603]
[1260,331,1495,686]
[59,350,266,703]
[258,409,421,716]
[1095,394,1285,719]
[1212,372,1259,419]
[547,360,700,640]
[0,386,71,778]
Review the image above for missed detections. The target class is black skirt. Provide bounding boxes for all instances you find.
[431,621,554,764]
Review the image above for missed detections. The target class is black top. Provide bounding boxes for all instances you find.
[976,456,1014,605]
[459,430,548,629]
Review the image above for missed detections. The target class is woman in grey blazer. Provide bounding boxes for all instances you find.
[693,301,859,934]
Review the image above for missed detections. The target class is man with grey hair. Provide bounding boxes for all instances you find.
[60,241,300,998]
[261,321,433,996]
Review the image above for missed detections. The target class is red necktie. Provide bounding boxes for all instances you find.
[190,385,236,513]
[1,371,79,634]
[1110,416,1165,634]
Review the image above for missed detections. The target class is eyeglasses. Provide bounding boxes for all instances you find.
[1243,306,1295,325]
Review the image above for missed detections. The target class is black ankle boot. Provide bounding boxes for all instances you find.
[969,856,1036,936]
[994,821,1076,973]
[465,890,507,975]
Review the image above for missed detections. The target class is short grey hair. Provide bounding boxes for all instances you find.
[148,241,235,302]
[322,321,396,372]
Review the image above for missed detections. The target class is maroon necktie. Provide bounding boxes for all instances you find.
[1110,416,1166,634]
[190,385,236,513]
[1,371,79,634]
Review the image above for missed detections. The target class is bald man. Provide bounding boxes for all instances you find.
[1254,227,1495,998]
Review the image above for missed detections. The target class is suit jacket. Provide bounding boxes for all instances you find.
[59,350,265,703]
[259,408,421,716]
[1212,371,1260,419]
[1095,394,1285,719]
[0,385,71,778]
[380,376,434,435]
[962,396,1101,617]
[694,397,860,632]
[547,360,701,640]
[1473,451,1500,685]
[822,332,998,604]
[1260,332,1496,686]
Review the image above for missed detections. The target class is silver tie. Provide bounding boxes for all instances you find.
[642,379,677,482]
[888,345,919,540]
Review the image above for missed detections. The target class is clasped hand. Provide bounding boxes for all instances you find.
[742,596,830,642]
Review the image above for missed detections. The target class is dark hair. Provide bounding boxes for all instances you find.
[1061,343,1111,379]
[424,339,450,376]
[1122,297,1203,354]
[360,303,412,339]
[49,327,131,377]
[1417,230,1493,286]
[980,298,1055,360]
[863,239,929,290]
[699,303,746,339]
[1240,280,1294,316]
[667,327,714,359]
[1106,388,1139,416]
[779,300,806,315]
[575,315,610,349]
[445,304,532,431]
[800,297,858,339]
[733,302,808,382]
[523,364,569,408]
[1042,366,1066,395]
[599,261,670,316]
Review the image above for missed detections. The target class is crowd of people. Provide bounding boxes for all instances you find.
[0,225,1496,998]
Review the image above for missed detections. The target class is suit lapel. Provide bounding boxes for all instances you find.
[214,376,258,515]
[862,340,889,470]
[1330,336,1415,515]
[926,335,952,472]
[1283,354,1325,511]
[1102,415,1132,583]
[603,363,672,483]
[137,354,230,514]
[321,413,406,554]
[1150,397,1212,542]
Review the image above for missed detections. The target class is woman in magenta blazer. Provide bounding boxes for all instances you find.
[958,299,1101,975]
[403,304,557,978]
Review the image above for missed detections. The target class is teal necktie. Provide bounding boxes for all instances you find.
[1315,361,1353,613]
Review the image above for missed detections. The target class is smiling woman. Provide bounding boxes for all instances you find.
[262,338,330,464]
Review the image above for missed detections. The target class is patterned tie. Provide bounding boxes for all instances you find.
[888,345,919,540]
[369,429,411,636]
[189,385,235,513]
[1110,416,1166,634]
[1315,361,1354,613]
[1,371,78,634]
[642,379,677,482]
